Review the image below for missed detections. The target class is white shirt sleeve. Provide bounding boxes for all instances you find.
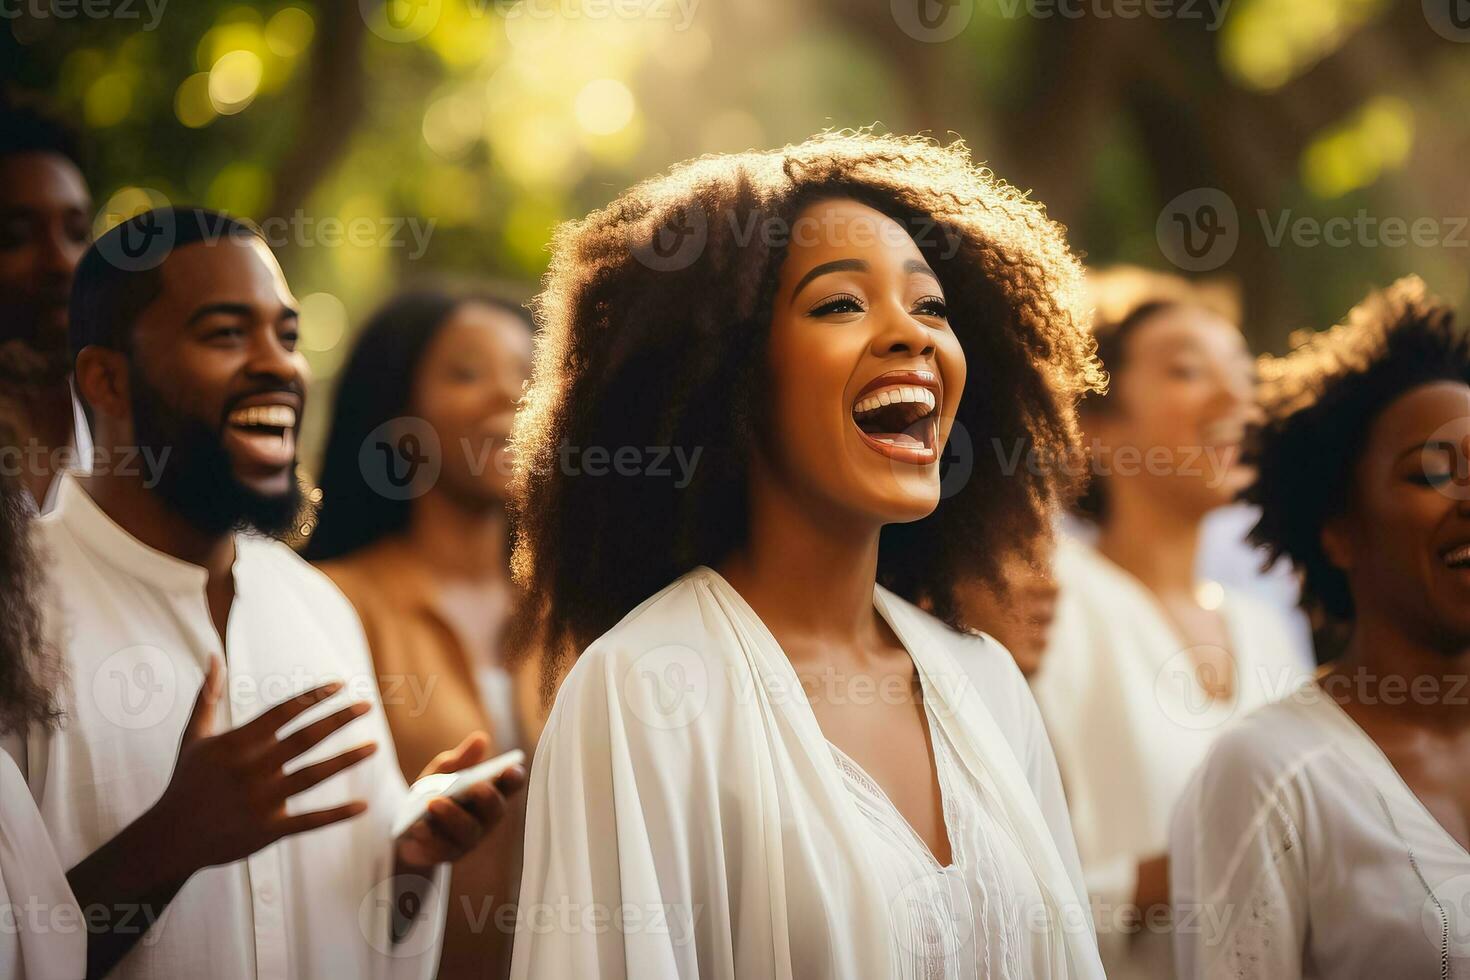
[1170,727,1311,980]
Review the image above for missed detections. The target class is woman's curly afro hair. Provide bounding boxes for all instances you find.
[508,131,1103,669]
[1247,275,1470,625]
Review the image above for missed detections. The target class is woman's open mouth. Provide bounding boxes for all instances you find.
[851,370,941,466]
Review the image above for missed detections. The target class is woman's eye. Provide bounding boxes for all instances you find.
[808,294,864,317]
[913,296,948,318]
[1410,468,1456,487]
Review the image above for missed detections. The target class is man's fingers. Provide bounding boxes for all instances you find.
[182,657,224,744]
[425,797,484,852]
[274,801,369,839]
[451,781,506,826]
[276,742,378,799]
[421,731,489,778]
[245,681,347,738]
[493,765,528,798]
[262,702,371,768]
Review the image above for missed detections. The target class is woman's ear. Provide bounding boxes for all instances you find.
[74,345,132,423]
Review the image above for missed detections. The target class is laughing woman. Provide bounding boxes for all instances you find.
[506,133,1106,979]
[1171,278,1470,978]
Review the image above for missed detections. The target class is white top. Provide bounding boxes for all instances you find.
[1031,535,1310,980]
[827,706,1049,979]
[1062,507,1315,672]
[510,566,1104,980]
[0,750,85,980]
[1171,681,1470,979]
[3,474,448,980]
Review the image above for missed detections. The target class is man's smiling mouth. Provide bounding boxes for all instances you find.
[851,369,941,465]
[224,401,299,471]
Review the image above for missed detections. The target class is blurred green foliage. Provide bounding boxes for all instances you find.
[5,0,1469,455]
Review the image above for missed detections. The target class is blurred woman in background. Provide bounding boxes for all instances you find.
[1030,270,1309,979]
[955,545,1059,678]
[305,289,543,980]
[1172,278,1470,979]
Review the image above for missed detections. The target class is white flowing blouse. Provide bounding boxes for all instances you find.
[510,566,1104,980]
[1031,535,1309,980]
[0,750,85,980]
[1171,680,1470,979]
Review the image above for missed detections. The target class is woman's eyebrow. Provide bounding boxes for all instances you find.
[789,258,867,304]
[905,259,940,284]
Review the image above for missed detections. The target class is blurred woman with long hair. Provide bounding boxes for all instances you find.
[1029,269,1309,979]
[507,132,1106,979]
[305,289,543,980]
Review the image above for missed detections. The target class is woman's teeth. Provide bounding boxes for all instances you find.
[1443,544,1470,569]
[853,386,936,416]
[851,382,939,464]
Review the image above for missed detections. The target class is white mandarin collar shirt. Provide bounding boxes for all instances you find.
[6,473,448,980]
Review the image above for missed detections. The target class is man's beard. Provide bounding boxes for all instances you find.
[0,297,70,389]
[0,337,71,392]
[130,366,303,538]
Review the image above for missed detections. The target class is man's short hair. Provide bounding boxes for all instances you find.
[69,207,265,362]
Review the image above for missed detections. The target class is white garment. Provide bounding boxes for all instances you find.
[1171,681,1470,979]
[10,474,448,980]
[1062,507,1315,671]
[1031,535,1309,980]
[33,384,94,517]
[0,751,85,980]
[1197,505,1314,670]
[510,566,1104,980]
[438,580,521,752]
[827,710,1048,979]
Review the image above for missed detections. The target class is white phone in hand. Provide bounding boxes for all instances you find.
[393,748,526,839]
